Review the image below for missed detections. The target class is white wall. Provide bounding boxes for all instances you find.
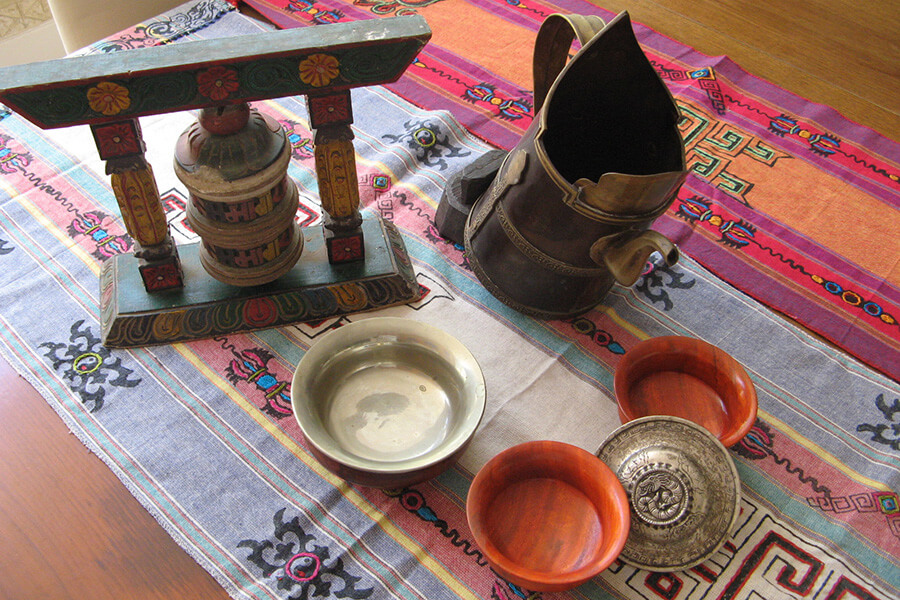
[0,19,65,67]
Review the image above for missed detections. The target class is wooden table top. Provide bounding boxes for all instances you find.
[602,0,900,142]
[0,2,896,598]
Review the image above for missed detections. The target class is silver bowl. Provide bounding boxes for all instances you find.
[291,317,486,488]
[596,416,741,571]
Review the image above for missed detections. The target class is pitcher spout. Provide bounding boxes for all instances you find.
[589,230,679,287]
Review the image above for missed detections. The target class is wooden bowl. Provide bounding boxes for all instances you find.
[291,318,486,488]
[614,336,757,447]
[466,441,630,592]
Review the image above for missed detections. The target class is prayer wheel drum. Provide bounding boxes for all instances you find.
[174,103,303,287]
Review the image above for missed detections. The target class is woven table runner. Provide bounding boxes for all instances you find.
[0,1,897,599]
[245,0,900,382]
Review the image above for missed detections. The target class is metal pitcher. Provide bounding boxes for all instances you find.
[463,12,687,318]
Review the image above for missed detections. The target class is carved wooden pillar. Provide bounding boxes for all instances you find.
[90,118,183,292]
[307,91,365,264]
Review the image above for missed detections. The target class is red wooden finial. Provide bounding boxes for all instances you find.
[199,103,250,135]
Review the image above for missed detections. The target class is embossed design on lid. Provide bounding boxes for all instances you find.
[597,415,741,572]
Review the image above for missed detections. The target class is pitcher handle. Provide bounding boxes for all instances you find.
[533,13,607,114]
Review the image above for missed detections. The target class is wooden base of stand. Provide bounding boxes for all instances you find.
[100,217,420,347]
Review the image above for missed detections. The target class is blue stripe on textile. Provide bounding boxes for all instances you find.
[0,327,277,599]
[0,206,99,311]
[131,345,433,600]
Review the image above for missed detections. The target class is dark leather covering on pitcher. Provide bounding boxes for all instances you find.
[464,12,687,318]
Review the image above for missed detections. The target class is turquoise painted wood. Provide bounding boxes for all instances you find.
[0,15,430,129]
[100,216,421,347]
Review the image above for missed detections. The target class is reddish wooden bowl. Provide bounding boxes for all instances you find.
[466,441,630,592]
[614,336,758,447]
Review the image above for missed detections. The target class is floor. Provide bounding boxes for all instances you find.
[0,0,65,66]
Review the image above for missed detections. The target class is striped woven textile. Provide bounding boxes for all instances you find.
[0,1,897,599]
[246,0,900,383]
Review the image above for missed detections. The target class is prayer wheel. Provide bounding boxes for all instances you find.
[174,103,303,287]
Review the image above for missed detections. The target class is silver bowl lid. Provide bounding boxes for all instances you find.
[596,415,741,571]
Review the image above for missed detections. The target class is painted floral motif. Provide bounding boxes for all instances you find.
[298,53,340,87]
[87,81,131,116]
[197,65,240,101]
[307,92,351,127]
[93,122,142,158]
[142,261,184,291]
